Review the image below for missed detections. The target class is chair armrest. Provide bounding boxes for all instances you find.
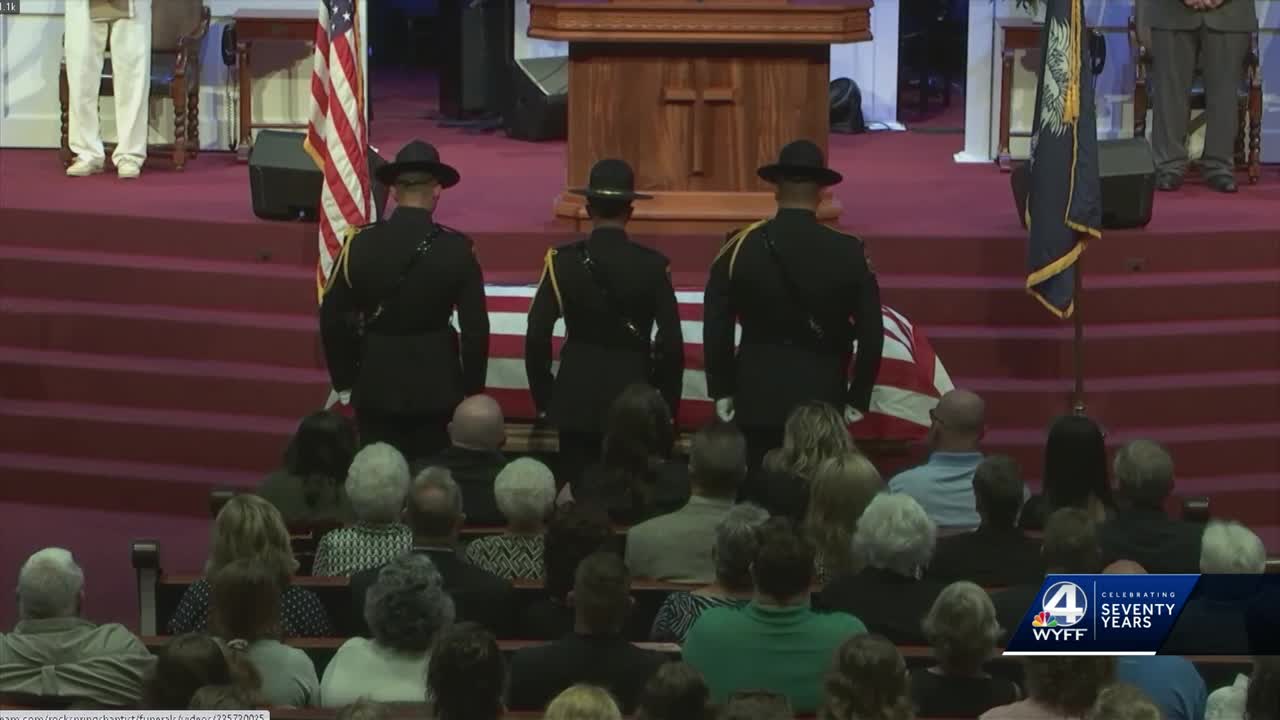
[1181,496,1210,524]
[174,6,212,75]
[210,486,236,518]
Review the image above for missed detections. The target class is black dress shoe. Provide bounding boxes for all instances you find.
[1206,174,1238,193]
[1155,173,1183,191]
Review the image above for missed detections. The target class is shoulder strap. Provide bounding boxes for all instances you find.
[760,225,837,344]
[579,244,643,340]
[362,226,442,331]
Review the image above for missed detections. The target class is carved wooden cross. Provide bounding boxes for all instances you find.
[661,59,737,177]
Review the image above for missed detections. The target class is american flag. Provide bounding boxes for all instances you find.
[479,287,953,441]
[304,0,372,297]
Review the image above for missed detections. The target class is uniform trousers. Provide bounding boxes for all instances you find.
[64,0,152,167]
[558,431,603,491]
[356,409,450,465]
[740,425,785,474]
[1149,26,1249,179]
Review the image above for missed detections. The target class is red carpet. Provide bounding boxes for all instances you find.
[1,76,1277,628]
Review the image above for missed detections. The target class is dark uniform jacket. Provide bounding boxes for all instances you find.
[525,226,684,432]
[704,208,883,428]
[1147,0,1257,32]
[320,207,489,415]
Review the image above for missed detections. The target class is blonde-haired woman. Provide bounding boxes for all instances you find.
[744,402,855,520]
[546,685,624,720]
[167,494,333,636]
[912,581,1018,718]
[805,453,883,583]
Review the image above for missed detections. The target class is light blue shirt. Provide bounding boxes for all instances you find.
[888,452,985,529]
[1116,656,1207,720]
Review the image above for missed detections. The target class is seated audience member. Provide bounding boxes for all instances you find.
[0,548,153,707]
[1086,685,1161,720]
[1020,414,1114,531]
[980,656,1115,719]
[740,402,855,521]
[422,394,509,526]
[545,685,625,720]
[649,504,768,642]
[636,662,712,720]
[723,691,794,720]
[522,503,614,640]
[508,553,667,713]
[1099,439,1202,573]
[145,633,261,710]
[888,389,987,530]
[428,622,506,720]
[627,422,747,582]
[1163,519,1267,656]
[1207,656,1279,720]
[321,554,454,706]
[1113,623,1207,719]
[210,559,318,707]
[313,443,413,577]
[929,455,1042,586]
[805,453,882,582]
[991,507,1103,639]
[258,410,357,525]
[465,457,556,580]
[168,494,333,636]
[351,466,514,636]
[913,581,1019,718]
[819,494,942,645]
[820,634,913,720]
[573,384,690,523]
[188,684,263,710]
[684,518,866,713]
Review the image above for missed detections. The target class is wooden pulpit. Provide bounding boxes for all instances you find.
[529,0,873,233]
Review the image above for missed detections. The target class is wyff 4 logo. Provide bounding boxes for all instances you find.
[1031,581,1089,641]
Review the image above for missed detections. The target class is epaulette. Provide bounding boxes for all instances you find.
[833,229,875,275]
[715,218,769,278]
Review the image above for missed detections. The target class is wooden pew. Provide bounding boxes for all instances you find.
[134,540,694,640]
[141,636,681,677]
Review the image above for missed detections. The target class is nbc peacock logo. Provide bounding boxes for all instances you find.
[1031,581,1089,641]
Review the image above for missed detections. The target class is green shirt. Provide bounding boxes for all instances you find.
[682,600,866,713]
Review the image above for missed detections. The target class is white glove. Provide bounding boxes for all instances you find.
[844,405,865,424]
[715,397,736,423]
[325,389,351,408]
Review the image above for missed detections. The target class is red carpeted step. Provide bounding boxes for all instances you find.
[0,451,260,517]
[0,297,323,368]
[0,399,292,472]
[0,208,319,266]
[0,348,328,419]
[7,245,1279,326]
[927,318,1280,379]
[962,371,1280,428]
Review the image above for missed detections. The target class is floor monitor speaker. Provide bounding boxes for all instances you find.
[249,130,388,222]
[1010,137,1155,231]
[507,56,568,141]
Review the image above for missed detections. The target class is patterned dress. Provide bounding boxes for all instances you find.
[311,523,414,577]
[649,592,747,643]
[464,534,544,580]
[166,579,334,637]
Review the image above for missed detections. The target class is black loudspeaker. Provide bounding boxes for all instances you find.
[1010,138,1155,230]
[507,56,568,141]
[248,130,389,222]
[438,2,495,119]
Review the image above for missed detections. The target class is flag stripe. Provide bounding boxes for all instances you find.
[473,287,951,441]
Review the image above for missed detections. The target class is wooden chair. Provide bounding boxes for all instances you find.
[59,0,211,170]
[1129,11,1262,184]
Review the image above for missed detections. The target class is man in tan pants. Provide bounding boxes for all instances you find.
[64,0,151,179]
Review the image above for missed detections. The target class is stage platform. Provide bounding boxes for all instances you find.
[1,79,1278,627]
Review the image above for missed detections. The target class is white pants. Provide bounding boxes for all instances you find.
[64,0,152,166]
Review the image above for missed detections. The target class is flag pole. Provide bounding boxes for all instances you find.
[1071,263,1086,415]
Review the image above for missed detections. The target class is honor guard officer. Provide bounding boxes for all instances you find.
[704,140,884,466]
[320,140,490,461]
[525,159,685,481]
